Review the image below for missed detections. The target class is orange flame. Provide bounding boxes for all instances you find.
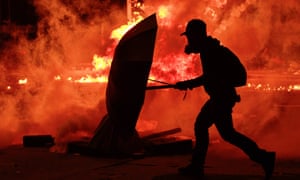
[110,18,143,40]
[92,55,112,71]
[157,5,169,19]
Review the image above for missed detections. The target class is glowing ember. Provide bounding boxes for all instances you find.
[293,85,300,90]
[54,75,61,80]
[247,83,300,92]
[18,78,27,84]
[73,75,107,83]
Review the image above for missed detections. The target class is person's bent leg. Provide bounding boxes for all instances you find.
[192,117,209,166]
[215,113,275,179]
[178,124,208,177]
[179,100,213,177]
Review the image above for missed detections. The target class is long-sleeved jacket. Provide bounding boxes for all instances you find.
[184,36,242,101]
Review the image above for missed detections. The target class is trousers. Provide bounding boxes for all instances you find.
[192,97,267,166]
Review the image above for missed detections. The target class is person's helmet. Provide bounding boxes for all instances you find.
[181,19,207,36]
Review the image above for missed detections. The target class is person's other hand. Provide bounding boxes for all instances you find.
[175,81,190,90]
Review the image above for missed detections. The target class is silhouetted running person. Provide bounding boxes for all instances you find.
[174,19,276,180]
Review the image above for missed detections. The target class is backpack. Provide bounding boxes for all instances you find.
[223,48,247,87]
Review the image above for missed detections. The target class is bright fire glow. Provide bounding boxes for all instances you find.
[110,18,143,40]
[18,78,27,84]
[293,85,300,90]
[0,0,300,159]
[157,5,169,19]
[73,75,108,83]
[247,83,300,92]
[157,5,173,27]
[92,55,112,71]
[54,75,61,80]
[9,6,300,90]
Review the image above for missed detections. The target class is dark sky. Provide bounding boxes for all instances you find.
[0,0,128,25]
[0,0,39,25]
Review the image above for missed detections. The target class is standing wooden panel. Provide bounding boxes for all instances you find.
[89,14,158,155]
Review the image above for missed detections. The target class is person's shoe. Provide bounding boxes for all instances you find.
[261,151,276,180]
[178,163,204,178]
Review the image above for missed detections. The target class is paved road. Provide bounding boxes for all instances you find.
[0,142,299,180]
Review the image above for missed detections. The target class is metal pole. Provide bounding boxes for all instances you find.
[147,79,176,90]
[146,84,176,90]
[148,78,171,85]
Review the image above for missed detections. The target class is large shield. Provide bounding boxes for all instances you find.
[89,14,158,154]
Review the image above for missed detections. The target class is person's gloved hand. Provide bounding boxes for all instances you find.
[175,81,191,90]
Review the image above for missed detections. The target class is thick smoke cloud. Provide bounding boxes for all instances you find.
[0,0,299,157]
[0,0,124,147]
[146,0,300,69]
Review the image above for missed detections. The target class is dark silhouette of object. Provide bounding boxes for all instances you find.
[0,0,39,25]
[89,14,158,155]
[23,135,54,147]
[175,19,276,180]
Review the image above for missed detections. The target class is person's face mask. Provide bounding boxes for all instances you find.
[184,34,201,54]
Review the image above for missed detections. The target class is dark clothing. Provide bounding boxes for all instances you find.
[178,20,275,179]
[192,98,267,166]
[185,36,268,166]
[182,37,241,100]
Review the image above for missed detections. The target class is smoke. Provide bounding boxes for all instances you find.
[0,0,299,157]
[145,0,300,69]
[0,0,126,147]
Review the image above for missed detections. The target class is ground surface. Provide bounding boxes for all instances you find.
[0,141,299,180]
